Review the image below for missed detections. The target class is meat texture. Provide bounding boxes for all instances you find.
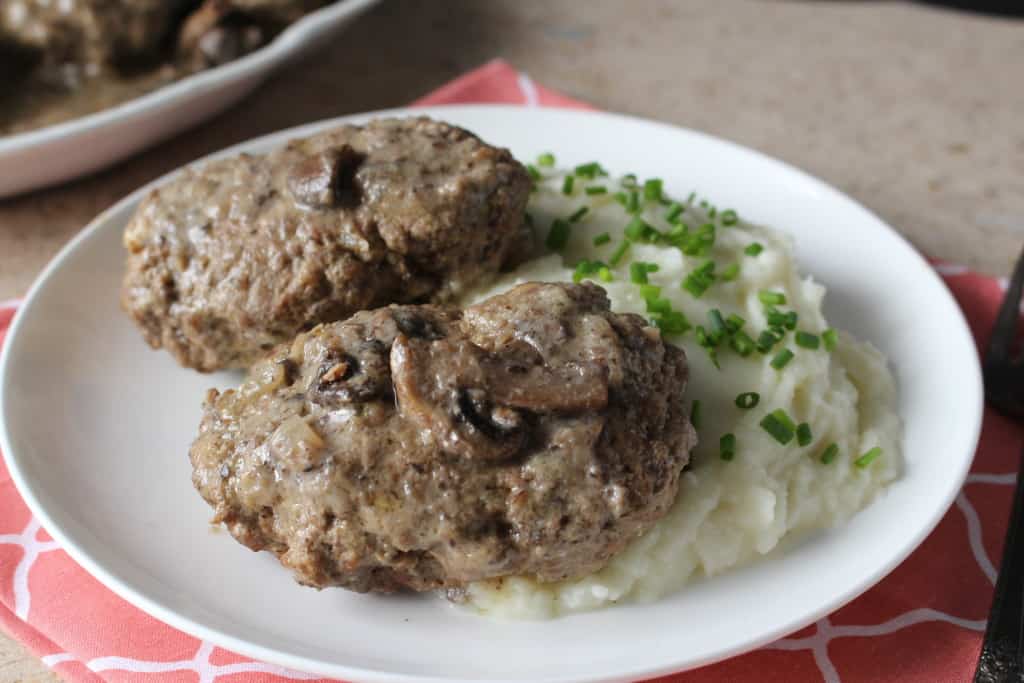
[189,282,697,593]
[122,117,533,371]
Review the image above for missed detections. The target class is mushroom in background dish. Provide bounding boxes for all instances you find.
[189,282,697,594]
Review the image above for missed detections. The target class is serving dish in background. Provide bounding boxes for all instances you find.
[0,0,378,199]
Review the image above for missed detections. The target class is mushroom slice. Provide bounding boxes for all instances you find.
[483,359,608,412]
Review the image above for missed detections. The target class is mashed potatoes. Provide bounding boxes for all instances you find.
[457,165,902,619]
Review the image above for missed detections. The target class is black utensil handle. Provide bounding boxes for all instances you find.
[976,453,1024,682]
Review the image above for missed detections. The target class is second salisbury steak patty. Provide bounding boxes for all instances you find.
[122,117,532,371]
[190,282,697,593]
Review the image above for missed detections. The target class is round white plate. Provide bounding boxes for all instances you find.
[0,105,983,683]
[0,0,378,198]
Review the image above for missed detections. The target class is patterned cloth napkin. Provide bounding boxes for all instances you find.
[1,59,1021,683]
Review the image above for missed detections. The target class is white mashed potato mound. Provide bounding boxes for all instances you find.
[457,168,902,619]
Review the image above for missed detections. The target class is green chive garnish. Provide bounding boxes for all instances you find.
[770,348,795,369]
[527,165,541,181]
[795,331,820,349]
[598,266,613,283]
[855,447,882,468]
[730,330,755,357]
[760,410,796,445]
[756,330,780,354]
[622,173,638,188]
[546,219,570,250]
[720,433,736,461]
[690,400,702,429]
[759,290,787,306]
[630,262,650,284]
[643,178,664,202]
[574,162,607,178]
[638,283,662,301]
[593,232,611,246]
[783,311,798,330]
[609,240,631,266]
[726,314,746,332]
[820,443,839,464]
[568,206,589,223]
[537,153,555,167]
[613,191,628,206]
[586,185,608,196]
[720,263,740,281]
[646,297,672,314]
[685,191,697,204]
[665,202,684,223]
[708,309,727,335]
[655,311,691,334]
[735,392,760,409]
[626,190,640,214]
[822,328,838,352]
[744,242,764,256]
[562,175,575,195]
[721,209,739,226]
[624,216,655,242]
[796,423,813,447]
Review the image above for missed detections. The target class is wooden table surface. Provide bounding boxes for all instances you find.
[1,1,1022,680]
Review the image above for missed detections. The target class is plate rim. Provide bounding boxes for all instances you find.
[0,104,985,683]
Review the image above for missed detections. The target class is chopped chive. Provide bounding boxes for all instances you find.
[593,232,611,246]
[568,206,589,223]
[706,346,721,369]
[665,202,684,223]
[613,191,628,206]
[646,297,672,314]
[720,263,740,281]
[690,400,702,429]
[527,164,541,181]
[726,314,746,332]
[625,216,656,242]
[721,209,739,226]
[796,423,813,447]
[744,242,764,256]
[626,190,640,214]
[708,309,727,335]
[770,348,795,370]
[759,290,787,306]
[795,331,820,349]
[643,178,664,201]
[708,206,717,219]
[822,328,838,352]
[783,311,798,330]
[820,443,839,464]
[574,162,607,178]
[638,283,662,301]
[685,191,696,204]
[630,262,650,284]
[730,330,756,356]
[586,185,608,196]
[855,447,882,468]
[562,175,575,195]
[546,219,570,250]
[597,266,613,283]
[735,392,760,409]
[609,240,631,266]
[765,308,788,328]
[695,325,711,347]
[760,410,796,445]
[683,273,711,298]
[756,330,780,354]
[720,433,736,461]
[655,310,690,334]
[622,173,638,188]
[537,152,555,167]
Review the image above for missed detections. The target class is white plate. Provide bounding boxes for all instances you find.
[0,105,983,682]
[0,0,378,198]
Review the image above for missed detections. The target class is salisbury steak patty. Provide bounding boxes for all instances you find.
[122,117,532,371]
[190,282,697,593]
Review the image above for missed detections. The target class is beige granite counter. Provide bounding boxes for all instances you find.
[1,1,1021,679]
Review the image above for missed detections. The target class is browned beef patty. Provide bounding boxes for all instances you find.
[189,282,697,594]
[122,117,532,371]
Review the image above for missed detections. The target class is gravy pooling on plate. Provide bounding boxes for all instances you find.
[0,0,334,134]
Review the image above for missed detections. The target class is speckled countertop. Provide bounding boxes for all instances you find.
[1,1,1022,679]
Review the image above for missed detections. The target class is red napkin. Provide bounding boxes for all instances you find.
[1,60,1020,683]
